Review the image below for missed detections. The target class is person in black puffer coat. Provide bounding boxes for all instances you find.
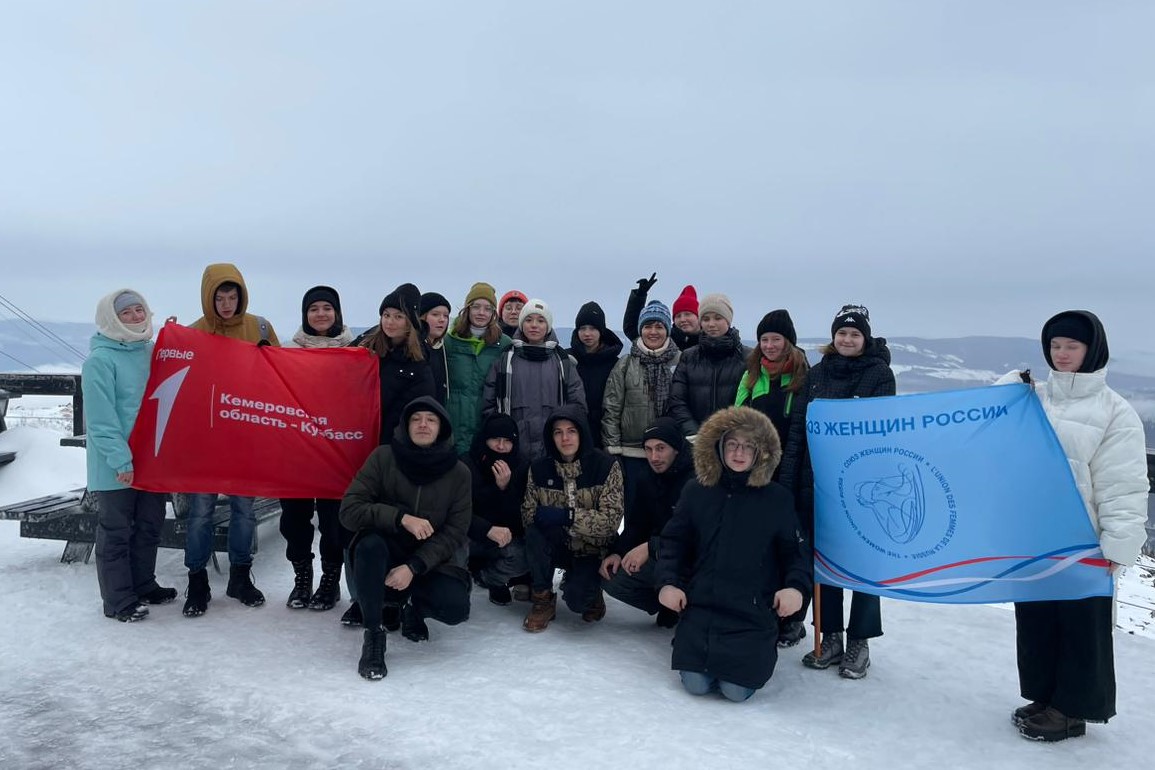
[656,406,811,702]
[464,413,530,606]
[668,293,749,436]
[779,303,895,681]
[569,301,624,449]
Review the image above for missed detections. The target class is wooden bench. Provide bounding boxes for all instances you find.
[3,491,281,571]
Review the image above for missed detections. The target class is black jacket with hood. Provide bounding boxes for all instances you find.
[464,413,529,541]
[656,406,812,690]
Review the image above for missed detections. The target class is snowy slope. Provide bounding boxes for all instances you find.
[1,428,1154,769]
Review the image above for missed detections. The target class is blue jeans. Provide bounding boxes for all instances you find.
[679,671,756,703]
[470,538,529,589]
[184,494,256,572]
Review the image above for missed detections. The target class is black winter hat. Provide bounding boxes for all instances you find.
[480,413,519,443]
[574,301,608,333]
[419,292,451,317]
[831,303,871,341]
[756,309,797,346]
[301,285,343,337]
[642,416,685,453]
[379,283,423,332]
[1042,310,1109,373]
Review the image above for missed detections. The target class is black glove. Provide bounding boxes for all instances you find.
[535,505,573,529]
[636,272,657,292]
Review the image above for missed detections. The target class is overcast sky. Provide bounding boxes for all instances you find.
[1,2,1152,355]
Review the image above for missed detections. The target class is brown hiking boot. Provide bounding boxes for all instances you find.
[523,590,557,632]
[582,589,607,623]
[1018,707,1086,742]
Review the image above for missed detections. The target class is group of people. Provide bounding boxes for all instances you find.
[81,267,1148,743]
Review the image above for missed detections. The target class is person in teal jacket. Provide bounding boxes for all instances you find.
[444,282,512,454]
[82,289,175,622]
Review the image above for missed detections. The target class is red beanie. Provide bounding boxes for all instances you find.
[672,285,698,317]
[499,290,529,315]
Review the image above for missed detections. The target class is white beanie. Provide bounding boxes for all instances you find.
[698,293,734,325]
[517,298,553,332]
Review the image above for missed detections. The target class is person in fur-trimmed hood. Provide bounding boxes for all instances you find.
[656,406,811,702]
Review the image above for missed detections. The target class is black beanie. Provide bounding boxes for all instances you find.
[574,301,608,333]
[481,413,519,443]
[379,283,423,332]
[419,292,451,317]
[831,303,871,341]
[642,416,684,452]
[756,309,797,346]
[301,285,342,337]
[1042,310,1108,373]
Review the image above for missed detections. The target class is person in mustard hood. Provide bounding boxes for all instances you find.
[182,263,280,618]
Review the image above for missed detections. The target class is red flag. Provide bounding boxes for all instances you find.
[129,323,380,499]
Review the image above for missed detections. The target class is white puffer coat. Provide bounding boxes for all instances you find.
[998,367,1149,566]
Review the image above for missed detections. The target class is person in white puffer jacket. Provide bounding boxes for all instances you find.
[997,310,1149,743]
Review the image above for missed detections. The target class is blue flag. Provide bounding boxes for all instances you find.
[807,384,1112,603]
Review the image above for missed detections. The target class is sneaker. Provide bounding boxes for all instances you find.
[838,637,871,679]
[655,607,680,629]
[225,564,266,607]
[401,602,429,642]
[489,586,512,606]
[286,559,313,610]
[1018,707,1086,742]
[1012,701,1048,728]
[582,590,607,623]
[340,601,363,627]
[183,569,211,617]
[106,602,149,622]
[523,590,557,633]
[358,627,388,680]
[801,631,844,670]
[139,586,178,605]
[777,620,806,648]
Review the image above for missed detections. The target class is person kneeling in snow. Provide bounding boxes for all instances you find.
[340,397,472,680]
[656,406,811,702]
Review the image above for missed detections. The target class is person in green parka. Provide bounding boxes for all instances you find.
[444,282,512,454]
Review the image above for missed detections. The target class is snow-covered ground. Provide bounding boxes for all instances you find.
[1,425,1153,769]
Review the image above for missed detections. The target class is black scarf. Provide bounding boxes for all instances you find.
[391,436,459,486]
[698,327,742,359]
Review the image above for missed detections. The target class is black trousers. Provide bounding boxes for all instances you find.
[94,489,166,615]
[1015,596,1116,722]
[278,497,343,563]
[817,585,882,639]
[350,531,470,630]
[525,524,602,614]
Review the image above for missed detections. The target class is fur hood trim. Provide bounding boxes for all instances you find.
[693,406,782,488]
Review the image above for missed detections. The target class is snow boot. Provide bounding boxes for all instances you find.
[1018,707,1086,742]
[838,637,871,679]
[308,561,342,611]
[401,602,429,642]
[140,586,178,605]
[340,601,363,627]
[382,602,402,632]
[1012,701,1048,728]
[801,631,844,669]
[523,589,557,633]
[106,602,149,622]
[582,589,607,623]
[488,585,512,606]
[358,627,388,681]
[286,559,313,609]
[655,607,680,629]
[777,620,806,648]
[183,569,211,617]
[226,564,266,607]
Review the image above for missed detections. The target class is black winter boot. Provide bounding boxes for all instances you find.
[382,602,402,632]
[401,602,429,642]
[140,586,178,605]
[106,602,150,622]
[286,559,313,609]
[183,569,211,617]
[309,561,342,611]
[340,601,363,627]
[358,626,388,680]
[226,564,266,607]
